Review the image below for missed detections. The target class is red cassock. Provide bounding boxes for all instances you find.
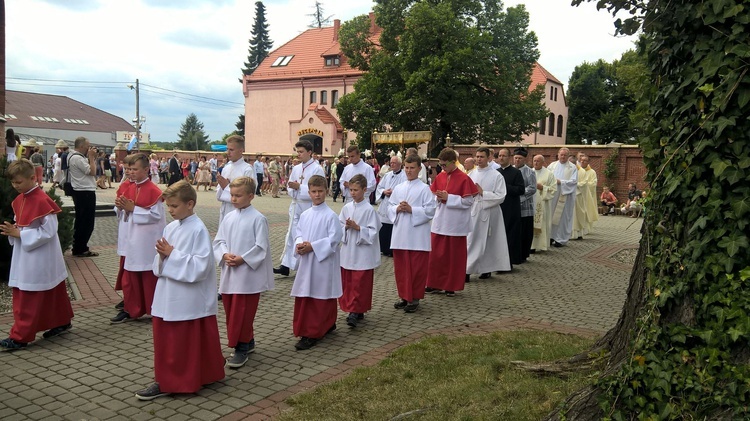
[221,293,260,348]
[293,297,337,339]
[393,250,429,302]
[121,180,163,318]
[338,268,374,313]
[152,316,225,393]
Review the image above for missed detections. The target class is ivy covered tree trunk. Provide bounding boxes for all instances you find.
[545,1,750,419]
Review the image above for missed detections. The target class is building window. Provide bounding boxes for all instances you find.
[271,55,294,67]
[539,117,546,134]
[550,86,554,101]
[548,113,555,136]
[557,115,563,137]
[332,90,339,108]
[324,55,341,67]
[310,91,317,104]
[321,90,328,105]
[554,87,558,101]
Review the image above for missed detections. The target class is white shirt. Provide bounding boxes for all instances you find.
[216,159,256,223]
[290,203,343,299]
[67,152,96,191]
[213,205,274,294]
[339,200,381,270]
[152,214,218,321]
[117,179,167,272]
[287,158,326,204]
[375,169,407,223]
[339,160,377,201]
[388,179,436,251]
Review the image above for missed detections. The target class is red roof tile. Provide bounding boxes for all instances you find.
[314,106,343,131]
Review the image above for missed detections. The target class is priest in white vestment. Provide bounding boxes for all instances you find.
[531,155,557,252]
[579,154,599,232]
[466,147,511,278]
[572,162,589,239]
[547,148,579,246]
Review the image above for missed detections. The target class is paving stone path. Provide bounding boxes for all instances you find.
[0,182,642,420]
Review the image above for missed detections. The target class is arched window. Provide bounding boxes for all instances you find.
[557,115,563,137]
[548,113,555,136]
[309,91,317,104]
[539,117,546,134]
[321,90,328,105]
[332,90,339,107]
[550,86,554,100]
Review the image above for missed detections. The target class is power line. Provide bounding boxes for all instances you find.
[141,83,244,106]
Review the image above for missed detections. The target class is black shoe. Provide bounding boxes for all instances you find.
[553,241,564,248]
[295,337,318,350]
[550,239,555,245]
[425,287,442,294]
[404,301,420,313]
[110,311,132,324]
[114,300,124,310]
[327,323,337,334]
[357,313,365,320]
[465,274,471,283]
[394,299,408,309]
[226,351,249,368]
[478,273,491,279]
[218,293,222,301]
[273,265,290,276]
[445,291,456,297]
[43,323,72,339]
[135,383,170,401]
[346,313,358,328]
[0,338,28,352]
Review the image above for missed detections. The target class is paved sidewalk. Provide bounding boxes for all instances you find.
[0,183,642,420]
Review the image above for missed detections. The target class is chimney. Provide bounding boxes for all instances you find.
[333,19,340,41]
[369,12,376,34]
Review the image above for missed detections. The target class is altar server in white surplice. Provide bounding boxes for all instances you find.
[375,155,406,257]
[290,175,343,351]
[338,174,381,328]
[213,177,274,369]
[466,147,511,280]
[547,148,579,247]
[387,155,436,313]
[215,135,256,224]
[531,155,557,252]
[275,140,326,277]
[339,145,377,203]
[138,180,224,401]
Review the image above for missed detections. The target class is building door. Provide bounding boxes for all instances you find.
[300,134,323,155]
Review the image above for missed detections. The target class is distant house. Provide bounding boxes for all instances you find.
[4,90,136,151]
[242,15,568,155]
[523,63,569,145]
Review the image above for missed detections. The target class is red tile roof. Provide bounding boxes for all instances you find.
[313,106,343,131]
[529,62,563,89]
[5,90,134,133]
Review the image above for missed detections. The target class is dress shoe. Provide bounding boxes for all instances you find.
[273,265,290,276]
[478,273,491,279]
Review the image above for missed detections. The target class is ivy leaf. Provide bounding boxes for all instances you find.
[710,159,730,177]
[727,327,744,342]
[689,216,708,234]
[739,89,750,109]
[717,234,749,257]
[732,196,750,218]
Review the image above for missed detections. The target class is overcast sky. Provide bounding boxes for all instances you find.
[6,0,636,143]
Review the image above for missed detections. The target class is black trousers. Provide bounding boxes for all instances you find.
[168,173,182,186]
[71,189,96,255]
[256,173,264,194]
[378,223,394,256]
[520,216,534,261]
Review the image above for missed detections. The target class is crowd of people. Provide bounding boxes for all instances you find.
[0,132,638,401]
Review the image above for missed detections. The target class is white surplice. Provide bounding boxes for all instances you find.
[375,169,407,223]
[339,160,377,202]
[212,205,274,294]
[547,160,578,245]
[119,181,166,272]
[466,167,511,274]
[280,158,326,269]
[531,166,557,251]
[573,166,589,239]
[387,179,436,251]
[582,166,599,230]
[8,214,67,291]
[339,200,381,270]
[290,203,343,299]
[216,159,256,224]
[152,214,218,322]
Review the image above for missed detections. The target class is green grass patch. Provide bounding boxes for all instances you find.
[278,330,593,421]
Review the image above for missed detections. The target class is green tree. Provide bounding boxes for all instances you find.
[242,1,273,78]
[538,0,750,419]
[176,113,209,151]
[308,1,333,29]
[337,0,546,152]
[234,114,245,137]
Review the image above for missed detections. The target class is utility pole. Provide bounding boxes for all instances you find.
[134,79,140,151]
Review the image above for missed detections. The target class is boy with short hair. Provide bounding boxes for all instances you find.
[111,153,166,324]
[338,174,381,327]
[112,154,136,311]
[290,175,343,350]
[135,180,225,400]
[387,155,436,313]
[0,159,74,351]
[213,176,274,368]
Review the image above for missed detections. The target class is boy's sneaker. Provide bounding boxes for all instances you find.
[43,323,72,339]
[114,300,124,310]
[425,287,442,294]
[357,313,365,320]
[226,351,249,369]
[110,311,132,324]
[295,337,318,351]
[403,301,420,313]
[346,313,358,328]
[247,339,256,354]
[445,291,456,297]
[0,338,27,352]
[327,323,337,334]
[135,383,170,401]
[394,299,408,309]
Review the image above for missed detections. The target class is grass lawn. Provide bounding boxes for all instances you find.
[278,330,594,421]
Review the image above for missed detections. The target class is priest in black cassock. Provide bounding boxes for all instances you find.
[495,148,525,266]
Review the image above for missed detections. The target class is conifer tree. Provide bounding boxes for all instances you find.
[242,1,273,77]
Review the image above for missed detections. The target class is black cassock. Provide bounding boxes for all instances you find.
[498,165,525,265]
